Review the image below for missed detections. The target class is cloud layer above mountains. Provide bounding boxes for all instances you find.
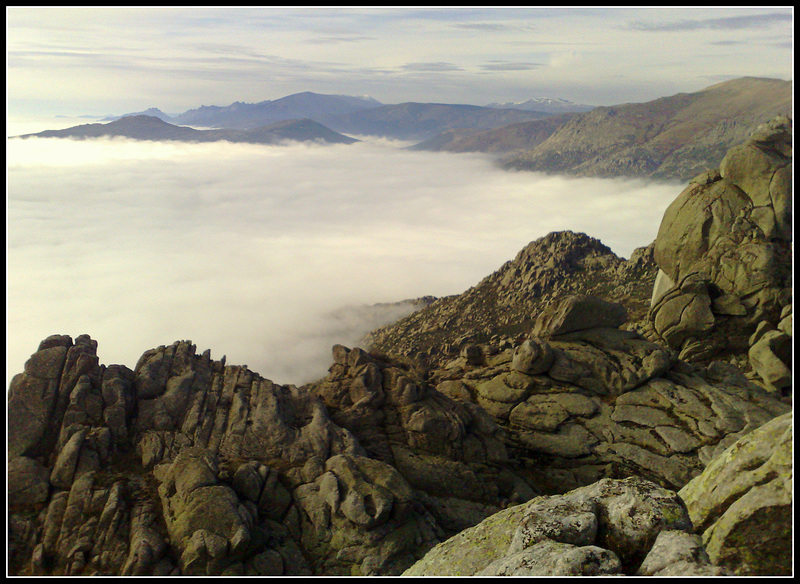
[7,137,681,387]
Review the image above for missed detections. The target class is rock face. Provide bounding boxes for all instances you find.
[679,412,793,576]
[7,337,438,576]
[419,295,788,495]
[648,116,792,394]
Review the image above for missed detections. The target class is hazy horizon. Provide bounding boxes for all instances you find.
[7,133,682,388]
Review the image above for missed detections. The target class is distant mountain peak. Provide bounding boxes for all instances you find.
[168,92,385,130]
[116,114,169,123]
[102,108,173,122]
[509,97,570,105]
[486,97,594,114]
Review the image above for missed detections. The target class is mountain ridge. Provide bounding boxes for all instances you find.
[171,91,384,129]
[485,97,594,114]
[363,230,659,368]
[415,77,792,181]
[502,76,792,181]
[13,114,359,145]
[92,91,571,141]
[409,112,576,153]
[319,101,554,140]
[32,77,788,173]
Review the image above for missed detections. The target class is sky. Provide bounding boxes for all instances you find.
[6,6,794,118]
[7,137,681,388]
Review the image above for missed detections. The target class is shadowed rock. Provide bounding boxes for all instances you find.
[531,295,628,337]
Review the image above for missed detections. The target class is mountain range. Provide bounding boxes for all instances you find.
[16,78,792,181]
[317,102,553,140]
[100,91,585,138]
[418,77,791,181]
[18,91,561,145]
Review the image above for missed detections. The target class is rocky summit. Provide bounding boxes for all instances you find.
[365,230,660,369]
[6,117,793,577]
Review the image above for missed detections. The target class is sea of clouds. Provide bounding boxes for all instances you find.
[7,135,683,388]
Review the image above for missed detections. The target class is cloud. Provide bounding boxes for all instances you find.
[707,40,747,46]
[7,136,680,389]
[304,34,377,45]
[452,23,515,32]
[7,7,795,114]
[401,62,464,72]
[627,12,792,32]
[481,61,544,71]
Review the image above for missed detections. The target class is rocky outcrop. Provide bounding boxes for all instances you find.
[418,294,789,494]
[8,321,789,576]
[648,116,792,394]
[365,230,660,369]
[7,336,441,576]
[403,476,725,576]
[6,333,534,576]
[679,412,793,576]
[309,344,530,537]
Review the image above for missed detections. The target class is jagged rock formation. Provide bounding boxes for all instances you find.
[648,116,792,393]
[403,476,726,576]
[365,231,659,370]
[7,337,431,576]
[408,294,789,494]
[8,318,789,575]
[310,346,530,533]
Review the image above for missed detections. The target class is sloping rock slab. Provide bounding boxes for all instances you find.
[679,412,793,576]
[403,476,723,576]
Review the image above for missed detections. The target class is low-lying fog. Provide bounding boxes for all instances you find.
[7,135,681,388]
